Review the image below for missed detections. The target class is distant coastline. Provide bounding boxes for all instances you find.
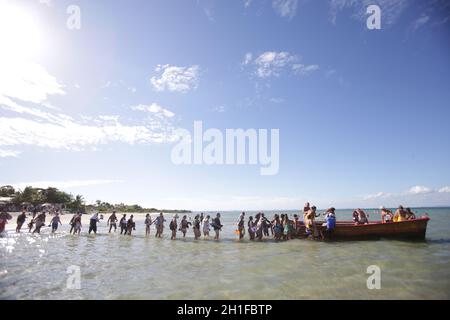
[0,185,191,214]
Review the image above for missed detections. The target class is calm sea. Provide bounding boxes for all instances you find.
[1,208,449,299]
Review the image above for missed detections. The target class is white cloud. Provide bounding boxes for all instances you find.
[244,0,252,8]
[254,51,297,78]
[363,191,391,200]
[243,52,253,65]
[131,103,175,118]
[361,185,450,207]
[272,0,299,19]
[412,14,430,31]
[407,185,433,195]
[203,7,215,22]
[0,58,179,155]
[210,105,226,113]
[292,63,320,76]
[0,149,22,158]
[38,0,52,6]
[9,179,122,190]
[150,64,200,93]
[0,115,178,151]
[439,186,450,193]
[325,69,337,78]
[0,59,65,104]
[244,51,319,79]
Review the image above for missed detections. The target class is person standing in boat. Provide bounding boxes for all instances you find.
[380,207,393,223]
[16,210,27,233]
[405,208,416,220]
[355,209,368,224]
[212,213,223,240]
[107,211,118,233]
[393,206,408,222]
[303,202,311,216]
[352,210,358,223]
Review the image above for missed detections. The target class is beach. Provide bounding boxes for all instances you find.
[1,208,450,299]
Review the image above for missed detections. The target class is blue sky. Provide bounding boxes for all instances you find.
[1,0,449,210]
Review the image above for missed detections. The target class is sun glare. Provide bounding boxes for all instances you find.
[0,3,44,60]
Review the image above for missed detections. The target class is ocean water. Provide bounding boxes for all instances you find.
[1,208,449,300]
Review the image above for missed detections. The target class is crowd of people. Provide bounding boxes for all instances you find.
[0,204,419,240]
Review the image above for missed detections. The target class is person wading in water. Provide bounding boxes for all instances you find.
[107,211,118,233]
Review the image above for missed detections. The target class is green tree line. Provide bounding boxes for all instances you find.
[0,185,191,214]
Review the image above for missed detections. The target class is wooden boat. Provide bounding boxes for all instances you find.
[314,216,430,240]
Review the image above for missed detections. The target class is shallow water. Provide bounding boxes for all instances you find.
[1,208,450,300]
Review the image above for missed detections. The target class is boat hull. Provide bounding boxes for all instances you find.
[318,217,430,240]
